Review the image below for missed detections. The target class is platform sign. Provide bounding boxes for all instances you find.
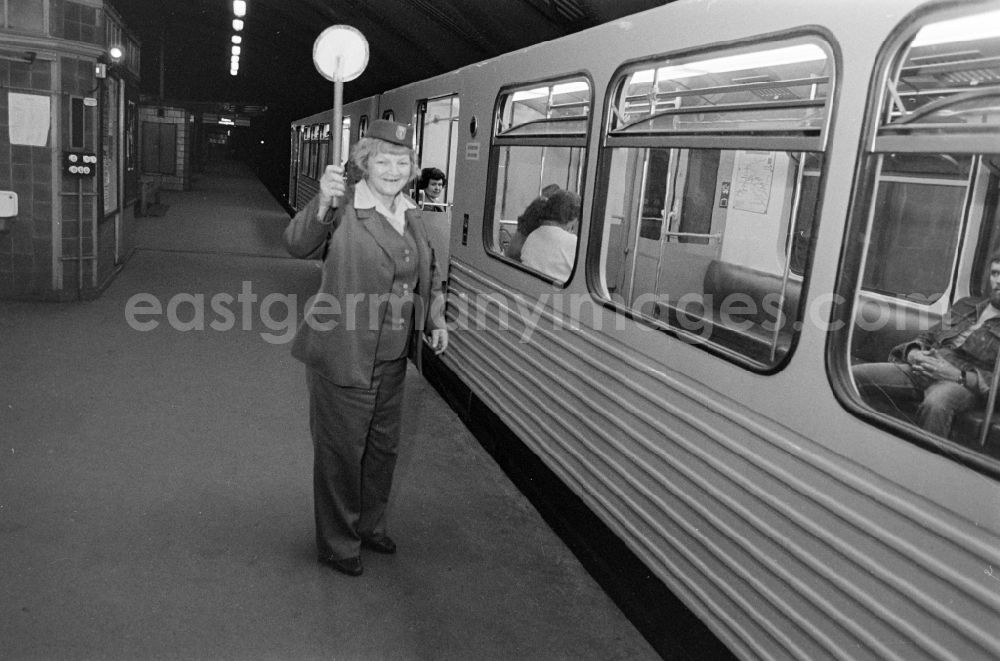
[64,151,97,177]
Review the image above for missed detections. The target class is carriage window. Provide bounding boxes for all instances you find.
[612,43,830,135]
[302,126,310,178]
[593,36,832,369]
[339,117,351,166]
[861,154,972,303]
[486,77,590,283]
[318,124,331,173]
[307,125,323,179]
[840,8,1000,472]
[416,94,460,210]
[415,94,461,288]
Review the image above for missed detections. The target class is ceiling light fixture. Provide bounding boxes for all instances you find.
[230,3,247,77]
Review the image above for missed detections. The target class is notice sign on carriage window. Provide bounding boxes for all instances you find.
[732,151,774,214]
[8,93,50,147]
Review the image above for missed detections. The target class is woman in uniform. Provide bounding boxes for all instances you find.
[284,119,448,576]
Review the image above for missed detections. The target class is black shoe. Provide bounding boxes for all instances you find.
[319,555,363,576]
[361,533,397,554]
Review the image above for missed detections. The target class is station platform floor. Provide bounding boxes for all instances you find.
[0,160,662,660]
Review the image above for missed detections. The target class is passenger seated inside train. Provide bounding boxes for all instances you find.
[505,183,561,261]
[852,252,1000,439]
[418,167,447,211]
[520,190,581,283]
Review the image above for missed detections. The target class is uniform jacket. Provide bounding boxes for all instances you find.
[284,189,446,388]
[890,296,1000,396]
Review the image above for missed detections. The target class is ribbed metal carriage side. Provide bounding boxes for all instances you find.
[443,261,1000,660]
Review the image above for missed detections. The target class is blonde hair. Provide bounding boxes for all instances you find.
[349,137,418,184]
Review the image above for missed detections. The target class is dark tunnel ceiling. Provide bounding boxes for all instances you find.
[107,0,671,116]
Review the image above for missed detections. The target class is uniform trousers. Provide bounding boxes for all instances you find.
[307,357,408,561]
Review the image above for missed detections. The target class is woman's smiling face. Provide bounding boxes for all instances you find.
[367,146,412,200]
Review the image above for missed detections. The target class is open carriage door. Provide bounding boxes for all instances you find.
[415,94,461,289]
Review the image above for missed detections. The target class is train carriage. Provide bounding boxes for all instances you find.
[289,1,1000,658]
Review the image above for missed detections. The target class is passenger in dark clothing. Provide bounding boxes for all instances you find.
[853,254,1000,437]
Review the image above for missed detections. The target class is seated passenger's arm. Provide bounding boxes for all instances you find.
[887,314,949,362]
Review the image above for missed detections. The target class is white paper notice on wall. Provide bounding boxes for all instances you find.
[8,92,51,147]
[731,150,774,214]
